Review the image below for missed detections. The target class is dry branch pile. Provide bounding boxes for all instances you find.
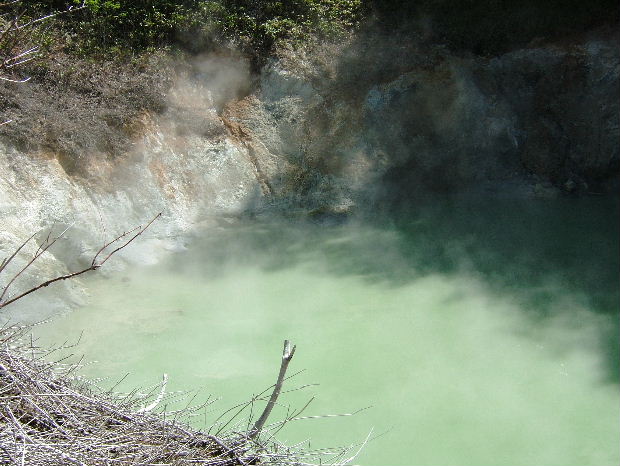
[0,325,243,465]
[0,326,347,466]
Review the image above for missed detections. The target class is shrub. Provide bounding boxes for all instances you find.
[31,0,363,62]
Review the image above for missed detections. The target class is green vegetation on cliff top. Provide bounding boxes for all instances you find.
[21,0,364,64]
[15,0,619,64]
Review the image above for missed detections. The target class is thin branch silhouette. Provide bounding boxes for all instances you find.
[0,213,161,309]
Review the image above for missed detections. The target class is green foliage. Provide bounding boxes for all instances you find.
[18,0,618,62]
[39,0,363,61]
[208,0,364,55]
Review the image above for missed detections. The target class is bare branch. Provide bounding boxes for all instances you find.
[136,373,168,414]
[95,213,161,267]
[0,74,28,82]
[0,223,73,304]
[249,340,297,440]
[0,1,86,111]
[4,45,37,62]
[0,213,161,310]
[0,232,35,275]
[1,328,351,465]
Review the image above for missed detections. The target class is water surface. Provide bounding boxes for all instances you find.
[35,197,620,465]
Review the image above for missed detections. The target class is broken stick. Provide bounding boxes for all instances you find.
[248,340,296,440]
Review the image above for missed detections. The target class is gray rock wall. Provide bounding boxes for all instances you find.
[1,32,617,321]
[248,34,619,209]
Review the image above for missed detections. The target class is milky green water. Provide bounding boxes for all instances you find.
[35,197,619,465]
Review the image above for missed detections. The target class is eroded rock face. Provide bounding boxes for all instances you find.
[479,40,620,192]
[1,31,617,321]
[363,39,619,199]
[361,60,524,195]
[0,112,262,323]
[0,54,267,323]
[246,32,619,208]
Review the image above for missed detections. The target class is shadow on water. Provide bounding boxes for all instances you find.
[390,196,620,384]
[172,195,619,383]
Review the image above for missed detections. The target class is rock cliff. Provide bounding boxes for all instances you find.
[1,27,617,321]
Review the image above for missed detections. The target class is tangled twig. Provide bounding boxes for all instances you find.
[0,328,361,465]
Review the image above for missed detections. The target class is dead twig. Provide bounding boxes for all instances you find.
[0,328,354,465]
[0,213,162,310]
[248,340,296,440]
[0,1,86,122]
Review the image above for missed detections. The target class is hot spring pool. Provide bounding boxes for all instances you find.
[34,197,620,465]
